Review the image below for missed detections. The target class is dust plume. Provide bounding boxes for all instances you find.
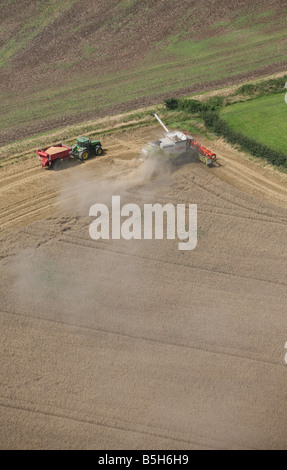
[57,153,173,214]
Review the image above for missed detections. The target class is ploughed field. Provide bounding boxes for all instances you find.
[1,0,287,146]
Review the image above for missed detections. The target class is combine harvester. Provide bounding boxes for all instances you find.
[141,114,217,166]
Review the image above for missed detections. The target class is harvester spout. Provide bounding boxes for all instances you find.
[153,113,169,133]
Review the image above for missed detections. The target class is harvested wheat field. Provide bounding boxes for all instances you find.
[0,126,287,450]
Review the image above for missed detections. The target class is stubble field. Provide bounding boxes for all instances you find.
[0,125,287,449]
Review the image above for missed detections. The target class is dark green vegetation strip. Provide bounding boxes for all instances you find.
[165,76,287,169]
[234,75,287,97]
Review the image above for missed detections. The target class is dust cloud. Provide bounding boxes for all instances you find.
[9,152,174,324]
[57,153,173,214]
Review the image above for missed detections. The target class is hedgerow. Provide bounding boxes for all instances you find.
[234,75,287,97]
[164,87,287,169]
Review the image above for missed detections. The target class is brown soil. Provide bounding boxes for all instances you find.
[2,64,287,148]
[1,0,287,146]
[1,126,287,449]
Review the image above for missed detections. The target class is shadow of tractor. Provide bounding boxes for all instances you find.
[49,149,107,171]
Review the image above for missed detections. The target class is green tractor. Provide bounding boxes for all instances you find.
[72,136,103,161]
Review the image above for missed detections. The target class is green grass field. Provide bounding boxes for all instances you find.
[220,93,287,154]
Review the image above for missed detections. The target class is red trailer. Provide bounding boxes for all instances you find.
[36,143,73,170]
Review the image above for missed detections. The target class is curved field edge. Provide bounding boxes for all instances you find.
[0,108,199,166]
[164,73,287,172]
[1,72,287,178]
[0,97,216,165]
[0,71,284,160]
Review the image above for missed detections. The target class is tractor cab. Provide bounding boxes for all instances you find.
[77,136,90,148]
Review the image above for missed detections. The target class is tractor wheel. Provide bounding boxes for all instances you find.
[52,159,64,171]
[95,145,102,156]
[79,150,89,161]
